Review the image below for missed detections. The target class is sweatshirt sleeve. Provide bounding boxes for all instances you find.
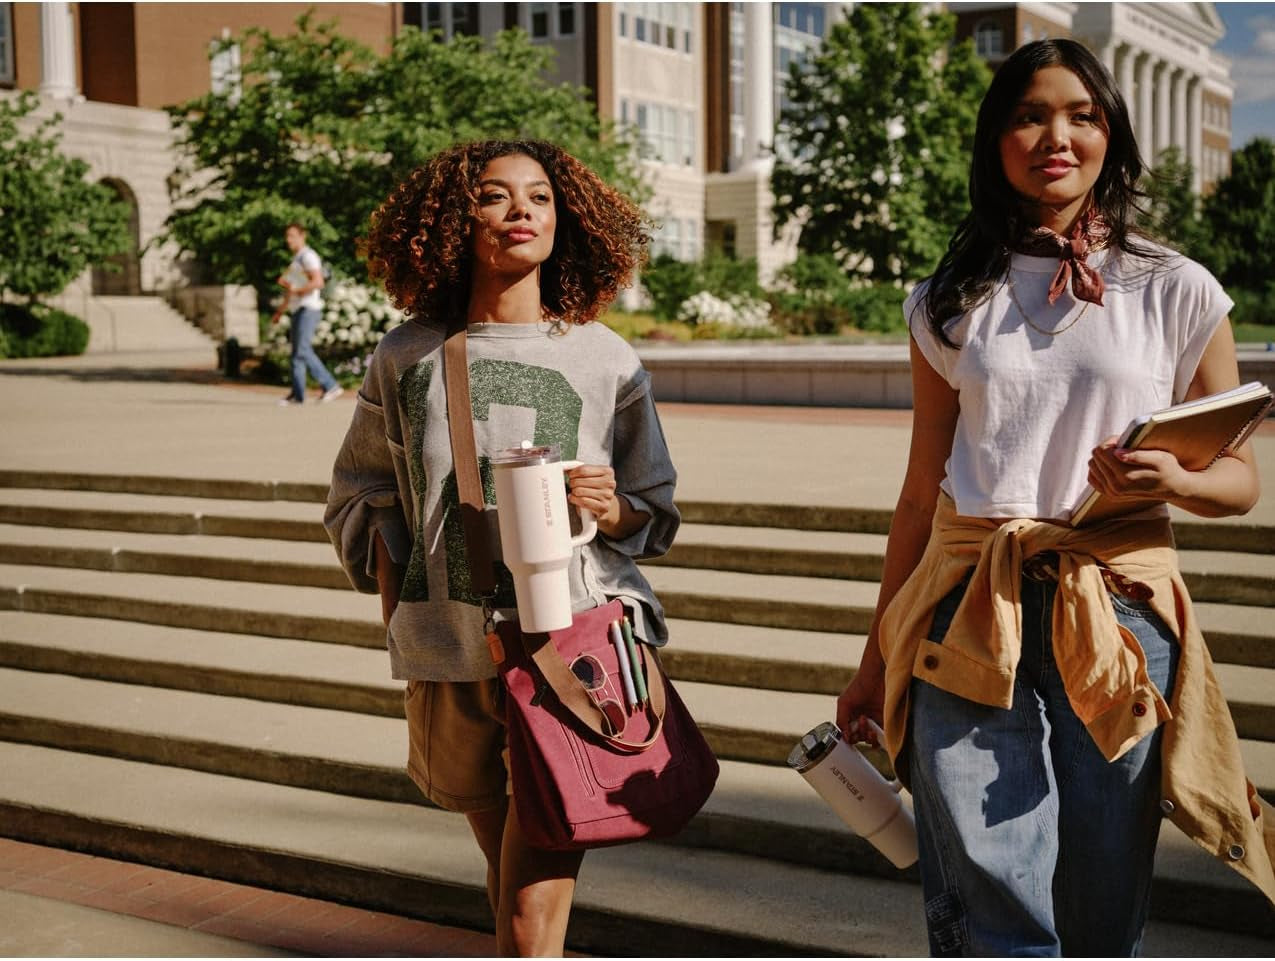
[324,350,412,594]
[604,368,680,559]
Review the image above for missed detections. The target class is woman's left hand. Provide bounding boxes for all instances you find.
[1087,436,1192,504]
[566,464,623,534]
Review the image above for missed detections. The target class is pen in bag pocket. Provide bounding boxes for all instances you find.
[609,619,639,711]
[621,616,648,707]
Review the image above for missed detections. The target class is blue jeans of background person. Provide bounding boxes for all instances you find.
[289,306,336,400]
[909,570,1179,957]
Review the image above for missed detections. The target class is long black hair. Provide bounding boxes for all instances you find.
[922,38,1159,346]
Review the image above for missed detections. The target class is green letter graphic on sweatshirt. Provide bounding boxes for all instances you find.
[399,357,584,606]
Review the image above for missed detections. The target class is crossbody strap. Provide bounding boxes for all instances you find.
[443,321,497,598]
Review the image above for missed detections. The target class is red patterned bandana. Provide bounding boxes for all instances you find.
[1014,210,1109,306]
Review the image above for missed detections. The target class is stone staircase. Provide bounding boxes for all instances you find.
[0,469,1272,956]
[77,296,218,354]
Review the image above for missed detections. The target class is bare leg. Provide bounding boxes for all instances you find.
[496,803,585,957]
[466,801,509,918]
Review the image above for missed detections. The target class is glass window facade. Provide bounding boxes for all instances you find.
[423,3,479,40]
[620,3,694,55]
[975,20,1004,58]
[530,2,550,38]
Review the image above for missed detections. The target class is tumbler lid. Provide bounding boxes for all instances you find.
[491,441,561,468]
[786,721,842,772]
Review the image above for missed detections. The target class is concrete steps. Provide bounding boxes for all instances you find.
[0,664,1271,944]
[80,296,218,354]
[0,472,1272,951]
[0,742,926,957]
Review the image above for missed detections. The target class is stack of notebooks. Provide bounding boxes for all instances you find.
[1070,381,1273,527]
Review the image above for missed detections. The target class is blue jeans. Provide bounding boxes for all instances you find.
[289,306,336,399]
[909,571,1179,957]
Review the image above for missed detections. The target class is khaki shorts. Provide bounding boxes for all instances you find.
[404,677,510,813]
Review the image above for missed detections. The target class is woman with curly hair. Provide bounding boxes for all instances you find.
[325,140,678,955]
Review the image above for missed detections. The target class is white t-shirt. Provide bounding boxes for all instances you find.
[909,241,1232,521]
[286,246,324,311]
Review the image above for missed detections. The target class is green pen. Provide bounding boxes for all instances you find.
[621,616,648,706]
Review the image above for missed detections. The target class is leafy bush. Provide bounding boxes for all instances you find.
[641,252,761,320]
[262,280,405,385]
[0,303,91,358]
[769,253,856,335]
[1228,286,1275,329]
[843,284,909,333]
[769,254,908,335]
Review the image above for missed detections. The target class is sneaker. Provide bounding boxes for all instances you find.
[320,385,345,403]
[277,395,303,407]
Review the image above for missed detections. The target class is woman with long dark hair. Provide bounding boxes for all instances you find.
[326,140,678,955]
[837,39,1273,955]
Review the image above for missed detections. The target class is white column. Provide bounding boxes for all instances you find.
[741,0,774,170]
[1135,51,1154,159]
[1172,67,1188,159]
[39,2,79,100]
[1188,77,1204,193]
[1096,42,1116,75]
[1154,60,1172,161]
[1117,44,1136,120]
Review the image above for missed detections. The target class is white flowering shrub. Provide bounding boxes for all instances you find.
[266,280,406,383]
[676,290,774,334]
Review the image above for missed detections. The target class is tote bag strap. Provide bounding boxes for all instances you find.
[521,626,668,753]
[443,321,496,598]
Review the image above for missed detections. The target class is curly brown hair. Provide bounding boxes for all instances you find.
[363,140,650,326]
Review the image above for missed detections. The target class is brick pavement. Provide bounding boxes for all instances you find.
[0,838,499,957]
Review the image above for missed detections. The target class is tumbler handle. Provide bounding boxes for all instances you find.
[860,718,902,793]
[559,461,598,546]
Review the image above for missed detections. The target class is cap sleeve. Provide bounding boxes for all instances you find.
[905,283,957,386]
[1170,259,1234,402]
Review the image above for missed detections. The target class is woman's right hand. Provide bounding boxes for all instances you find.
[836,655,886,746]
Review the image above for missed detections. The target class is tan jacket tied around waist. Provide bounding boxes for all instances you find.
[879,492,1275,905]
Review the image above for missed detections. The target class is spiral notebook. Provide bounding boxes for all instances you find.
[1069,381,1273,527]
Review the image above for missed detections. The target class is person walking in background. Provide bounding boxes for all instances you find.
[324,140,678,955]
[837,39,1273,956]
[276,222,343,406]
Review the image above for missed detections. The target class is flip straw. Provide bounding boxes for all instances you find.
[621,616,648,706]
[609,619,639,710]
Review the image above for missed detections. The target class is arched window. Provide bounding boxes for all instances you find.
[975,19,1004,59]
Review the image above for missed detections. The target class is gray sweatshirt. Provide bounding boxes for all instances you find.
[325,318,680,681]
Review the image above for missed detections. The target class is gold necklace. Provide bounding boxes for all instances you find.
[1006,272,1090,337]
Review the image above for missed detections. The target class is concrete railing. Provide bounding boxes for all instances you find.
[636,342,1275,409]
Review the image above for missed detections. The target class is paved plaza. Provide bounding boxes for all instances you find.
[0,347,1272,956]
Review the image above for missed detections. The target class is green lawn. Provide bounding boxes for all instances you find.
[1234,323,1275,345]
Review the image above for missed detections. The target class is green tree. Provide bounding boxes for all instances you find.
[163,15,646,303]
[1197,138,1275,292]
[1140,146,1208,257]
[771,3,990,282]
[0,92,130,302]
